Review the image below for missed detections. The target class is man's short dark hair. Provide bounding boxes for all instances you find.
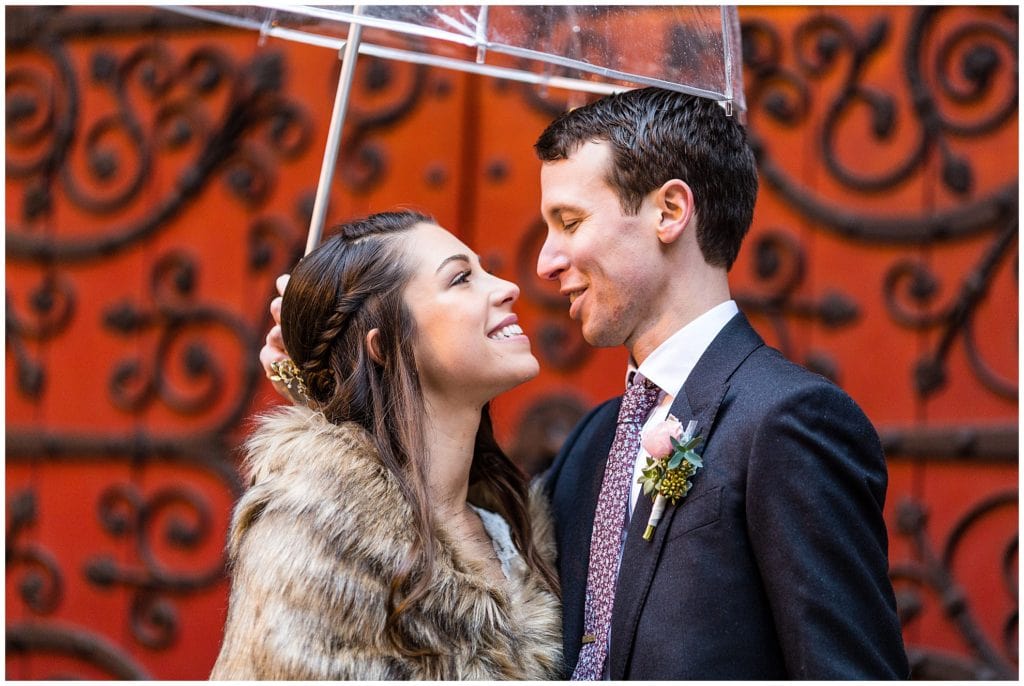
[534,87,758,270]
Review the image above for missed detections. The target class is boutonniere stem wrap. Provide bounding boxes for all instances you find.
[637,416,703,541]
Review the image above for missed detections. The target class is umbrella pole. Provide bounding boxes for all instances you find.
[304,5,365,256]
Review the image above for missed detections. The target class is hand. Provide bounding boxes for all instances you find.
[260,274,298,402]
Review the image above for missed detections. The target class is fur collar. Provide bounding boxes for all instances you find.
[212,405,562,680]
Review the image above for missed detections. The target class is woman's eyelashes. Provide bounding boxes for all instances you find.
[447,258,496,287]
[449,268,472,287]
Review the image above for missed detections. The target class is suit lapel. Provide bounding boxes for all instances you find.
[606,312,764,679]
[568,407,619,563]
[559,400,621,670]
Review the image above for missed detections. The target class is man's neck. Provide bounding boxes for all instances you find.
[628,268,731,366]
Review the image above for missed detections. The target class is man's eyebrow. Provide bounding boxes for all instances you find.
[435,253,471,274]
[546,205,583,221]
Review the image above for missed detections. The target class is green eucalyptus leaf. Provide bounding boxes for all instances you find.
[686,451,703,469]
[667,453,684,470]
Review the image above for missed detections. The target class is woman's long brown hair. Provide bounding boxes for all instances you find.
[280,210,557,662]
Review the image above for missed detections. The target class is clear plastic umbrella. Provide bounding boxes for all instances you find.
[164,4,745,253]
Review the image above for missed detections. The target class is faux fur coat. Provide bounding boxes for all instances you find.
[210,405,563,680]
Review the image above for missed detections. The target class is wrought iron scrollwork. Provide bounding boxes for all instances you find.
[743,7,1018,244]
[5,246,262,492]
[248,214,304,273]
[879,424,1017,463]
[908,8,1018,140]
[4,6,1017,679]
[6,490,65,616]
[741,7,1018,402]
[514,6,611,117]
[511,394,588,477]
[85,482,226,650]
[7,621,151,680]
[6,10,313,672]
[5,26,78,208]
[102,249,260,424]
[5,270,77,398]
[891,492,1018,679]
[882,220,1017,398]
[734,230,860,383]
[7,27,313,262]
[336,50,429,193]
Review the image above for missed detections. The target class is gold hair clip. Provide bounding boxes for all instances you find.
[268,358,310,404]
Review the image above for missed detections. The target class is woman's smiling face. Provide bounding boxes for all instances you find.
[402,222,539,406]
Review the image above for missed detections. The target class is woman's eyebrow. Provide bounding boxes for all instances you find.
[435,253,471,274]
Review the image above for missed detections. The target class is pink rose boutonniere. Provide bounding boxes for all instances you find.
[637,415,703,541]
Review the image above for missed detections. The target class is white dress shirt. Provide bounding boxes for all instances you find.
[626,300,739,514]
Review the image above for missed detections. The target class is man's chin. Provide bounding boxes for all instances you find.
[581,321,624,349]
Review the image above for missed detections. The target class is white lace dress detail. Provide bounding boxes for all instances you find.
[469,504,521,581]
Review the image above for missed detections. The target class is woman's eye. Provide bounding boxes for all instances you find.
[450,269,471,286]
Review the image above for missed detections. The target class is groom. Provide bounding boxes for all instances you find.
[532,88,907,679]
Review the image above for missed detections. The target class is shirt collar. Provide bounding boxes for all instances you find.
[626,300,739,395]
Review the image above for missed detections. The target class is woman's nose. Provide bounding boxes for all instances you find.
[492,276,520,306]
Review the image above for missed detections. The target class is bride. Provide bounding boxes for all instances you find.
[211,210,562,679]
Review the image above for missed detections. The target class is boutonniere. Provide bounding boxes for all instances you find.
[637,415,703,541]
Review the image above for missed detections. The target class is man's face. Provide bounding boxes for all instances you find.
[536,141,665,351]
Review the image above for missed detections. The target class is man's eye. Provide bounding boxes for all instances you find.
[450,269,471,286]
[563,220,581,233]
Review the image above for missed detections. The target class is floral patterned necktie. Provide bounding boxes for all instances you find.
[572,375,661,681]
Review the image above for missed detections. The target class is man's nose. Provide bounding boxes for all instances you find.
[536,232,569,281]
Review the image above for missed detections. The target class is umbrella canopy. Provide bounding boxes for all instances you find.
[165,4,745,250]
[171,5,744,105]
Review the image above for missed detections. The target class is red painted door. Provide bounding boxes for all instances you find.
[6,5,1016,679]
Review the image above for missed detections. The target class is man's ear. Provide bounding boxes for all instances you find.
[655,179,694,245]
[365,328,384,365]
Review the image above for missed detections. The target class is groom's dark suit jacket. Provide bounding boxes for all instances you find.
[545,313,909,679]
